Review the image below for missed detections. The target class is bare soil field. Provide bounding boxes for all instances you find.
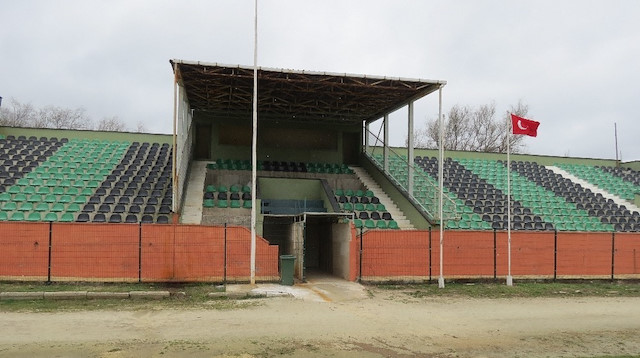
[1,285,639,357]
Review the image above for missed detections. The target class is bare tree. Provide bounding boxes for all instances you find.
[135,120,147,133]
[36,105,91,129]
[410,101,531,154]
[97,116,127,132]
[0,98,37,127]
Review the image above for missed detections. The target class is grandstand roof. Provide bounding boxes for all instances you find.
[170,59,446,125]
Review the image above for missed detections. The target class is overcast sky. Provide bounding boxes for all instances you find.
[1,1,639,161]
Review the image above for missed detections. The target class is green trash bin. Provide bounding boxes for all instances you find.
[279,255,296,286]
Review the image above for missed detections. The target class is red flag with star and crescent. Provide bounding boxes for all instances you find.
[511,114,540,137]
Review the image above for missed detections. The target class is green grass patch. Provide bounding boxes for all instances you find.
[375,280,640,299]
[0,282,256,312]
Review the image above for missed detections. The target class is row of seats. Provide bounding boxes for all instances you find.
[203,183,252,208]
[0,136,174,224]
[207,159,354,174]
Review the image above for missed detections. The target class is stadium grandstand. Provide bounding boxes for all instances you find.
[1,60,639,283]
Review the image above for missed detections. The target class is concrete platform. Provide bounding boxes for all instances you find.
[225,275,368,303]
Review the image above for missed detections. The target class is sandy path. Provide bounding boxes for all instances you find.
[0,290,639,357]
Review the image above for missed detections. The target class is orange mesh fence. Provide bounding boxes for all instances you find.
[0,222,279,283]
[441,230,494,278]
[356,229,640,282]
[556,232,613,278]
[51,223,139,281]
[614,233,640,277]
[0,222,49,280]
[360,230,430,281]
[496,231,555,278]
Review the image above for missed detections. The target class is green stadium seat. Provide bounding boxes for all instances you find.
[44,194,57,203]
[2,202,17,211]
[0,193,11,202]
[73,195,87,204]
[446,221,459,229]
[242,200,252,209]
[0,212,7,221]
[27,212,41,222]
[18,202,33,212]
[355,190,364,197]
[8,186,21,194]
[36,187,50,195]
[51,203,65,212]
[217,200,228,208]
[13,193,27,202]
[217,185,228,193]
[10,212,24,221]
[34,203,49,212]
[242,185,251,194]
[364,220,376,229]
[388,220,399,229]
[44,212,58,222]
[60,213,75,222]
[376,221,388,229]
[59,195,72,203]
[205,185,216,193]
[27,194,42,203]
[230,200,241,208]
[334,189,344,196]
[52,187,65,195]
[342,203,353,211]
[354,219,363,229]
[66,203,81,212]
[354,203,365,211]
[203,199,215,208]
[365,190,374,197]
[365,203,376,212]
[230,185,240,193]
[376,204,386,211]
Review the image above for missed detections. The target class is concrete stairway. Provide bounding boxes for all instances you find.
[547,166,640,214]
[180,160,208,224]
[350,166,415,230]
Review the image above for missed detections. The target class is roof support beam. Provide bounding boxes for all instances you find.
[407,101,415,195]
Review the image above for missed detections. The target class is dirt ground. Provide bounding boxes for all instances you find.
[1,284,640,358]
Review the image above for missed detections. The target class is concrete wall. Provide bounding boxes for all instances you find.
[194,112,361,163]
[374,146,622,167]
[0,126,172,144]
[332,222,352,280]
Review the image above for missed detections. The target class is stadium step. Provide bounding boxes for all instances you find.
[180,160,208,224]
[547,165,640,215]
[350,166,414,230]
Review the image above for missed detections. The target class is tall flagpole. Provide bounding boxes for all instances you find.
[250,0,258,285]
[438,86,445,289]
[506,114,513,286]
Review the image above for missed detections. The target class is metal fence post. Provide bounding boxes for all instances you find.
[47,221,53,284]
[428,226,432,282]
[224,223,228,285]
[138,222,142,283]
[611,231,616,281]
[358,228,363,282]
[493,228,497,281]
[554,229,558,281]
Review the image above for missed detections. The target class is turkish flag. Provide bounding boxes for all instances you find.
[511,114,540,137]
